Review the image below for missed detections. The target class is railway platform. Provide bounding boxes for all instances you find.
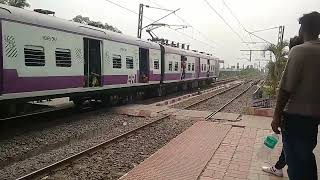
[120,114,320,180]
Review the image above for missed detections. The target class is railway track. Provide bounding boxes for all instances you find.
[15,78,258,180]
[206,82,255,119]
[0,78,237,122]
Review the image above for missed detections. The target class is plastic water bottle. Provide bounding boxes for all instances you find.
[256,133,279,162]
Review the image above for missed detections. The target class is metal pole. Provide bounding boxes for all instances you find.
[281,26,285,44]
[278,26,285,45]
[137,4,144,38]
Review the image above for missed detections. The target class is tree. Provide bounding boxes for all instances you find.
[265,42,289,97]
[73,15,91,24]
[72,15,122,34]
[239,67,261,78]
[0,0,30,8]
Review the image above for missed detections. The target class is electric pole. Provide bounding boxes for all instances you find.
[137,4,144,38]
[278,26,285,45]
[137,4,181,39]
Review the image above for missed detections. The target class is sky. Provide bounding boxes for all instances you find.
[26,0,320,69]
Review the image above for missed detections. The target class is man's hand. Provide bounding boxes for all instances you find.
[271,114,281,134]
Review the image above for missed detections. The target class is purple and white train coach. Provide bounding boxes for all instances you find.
[0,4,220,112]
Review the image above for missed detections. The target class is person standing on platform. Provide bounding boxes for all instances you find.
[262,36,303,177]
[271,11,320,180]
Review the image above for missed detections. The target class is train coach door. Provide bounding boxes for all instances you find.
[84,38,102,87]
[0,21,3,95]
[181,56,187,80]
[195,57,200,78]
[207,59,210,77]
[139,48,149,83]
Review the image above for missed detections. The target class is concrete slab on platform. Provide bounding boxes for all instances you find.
[171,109,212,121]
[120,121,231,180]
[224,115,272,130]
[112,104,169,117]
[212,112,241,121]
[243,107,274,117]
[158,108,181,116]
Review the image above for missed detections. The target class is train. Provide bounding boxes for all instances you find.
[0,4,220,114]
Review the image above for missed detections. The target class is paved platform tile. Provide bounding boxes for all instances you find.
[120,121,232,180]
[199,127,257,180]
[224,115,272,130]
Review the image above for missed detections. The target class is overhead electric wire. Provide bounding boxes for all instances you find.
[221,1,278,46]
[147,0,220,47]
[174,14,220,47]
[222,0,246,33]
[142,8,180,29]
[247,32,274,45]
[104,0,154,21]
[167,26,216,50]
[146,0,163,10]
[203,0,245,42]
[221,0,253,48]
[250,26,280,33]
[143,5,173,12]
[104,0,216,50]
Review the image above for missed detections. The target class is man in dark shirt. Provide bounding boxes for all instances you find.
[262,36,303,177]
[272,11,320,179]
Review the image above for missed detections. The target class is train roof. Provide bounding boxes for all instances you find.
[163,45,216,60]
[0,4,160,50]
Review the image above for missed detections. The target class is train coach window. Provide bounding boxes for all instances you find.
[126,56,134,69]
[154,59,159,70]
[55,49,71,67]
[113,55,122,69]
[174,62,179,71]
[169,61,173,71]
[24,46,45,66]
[192,63,195,71]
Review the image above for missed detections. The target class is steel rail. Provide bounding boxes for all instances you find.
[206,80,257,120]
[0,106,73,121]
[1,78,237,122]
[15,78,246,180]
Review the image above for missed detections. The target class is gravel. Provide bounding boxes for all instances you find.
[171,84,238,109]
[0,109,151,177]
[186,82,252,112]
[221,85,258,113]
[0,79,248,180]
[22,117,196,180]
[0,112,155,180]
